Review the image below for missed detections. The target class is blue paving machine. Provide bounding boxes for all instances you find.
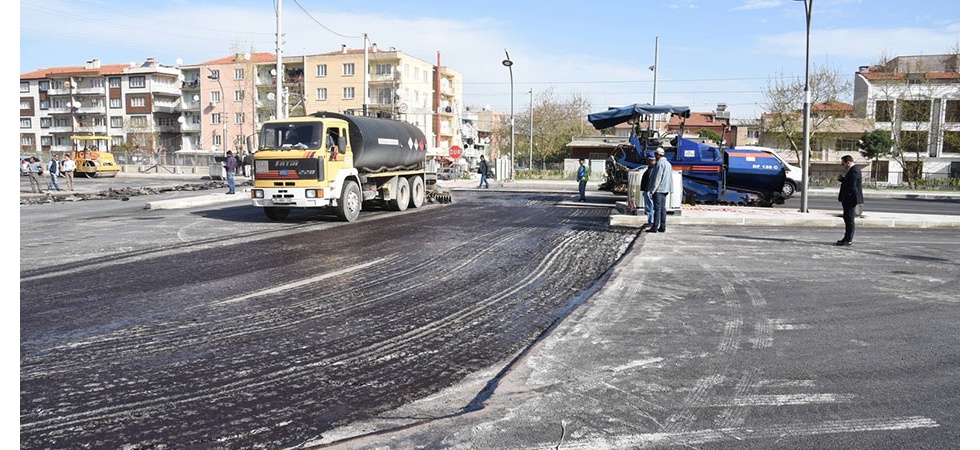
[588,104,786,206]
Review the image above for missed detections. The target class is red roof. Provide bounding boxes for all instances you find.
[21,63,132,79]
[191,52,277,67]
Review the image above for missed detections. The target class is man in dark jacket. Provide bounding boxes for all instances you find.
[477,155,490,188]
[836,154,864,246]
[225,151,239,194]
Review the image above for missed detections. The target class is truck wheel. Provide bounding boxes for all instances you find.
[264,207,290,220]
[388,177,410,211]
[409,175,425,208]
[782,181,796,197]
[337,180,361,222]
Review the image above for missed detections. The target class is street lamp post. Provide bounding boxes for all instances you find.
[206,68,228,153]
[502,50,515,181]
[796,0,813,213]
[528,87,533,171]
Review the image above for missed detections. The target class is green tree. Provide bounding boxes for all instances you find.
[857,129,893,188]
[697,129,721,146]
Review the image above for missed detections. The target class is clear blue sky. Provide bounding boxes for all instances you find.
[19,0,961,120]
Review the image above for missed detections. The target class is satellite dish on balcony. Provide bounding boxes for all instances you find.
[177,116,186,124]
[269,69,277,76]
[193,94,200,102]
[267,92,275,101]
[244,53,251,61]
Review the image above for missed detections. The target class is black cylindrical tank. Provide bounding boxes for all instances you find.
[315,112,426,172]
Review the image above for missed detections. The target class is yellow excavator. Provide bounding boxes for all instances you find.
[69,135,120,178]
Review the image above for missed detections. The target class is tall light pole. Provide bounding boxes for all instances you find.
[207,68,228,153]
[528,87,533,170]
[502,50,515,181]
[796,0,813,213]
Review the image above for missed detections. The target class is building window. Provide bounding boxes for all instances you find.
[234,68,244,80]
[111,117,123,128]
[211,91,221,103]
[235,90,245,101]
[835,138,858,152]
[945,100,959,123]
[110,98,122,108]
[131,116,148,127]
[130,97,146,107]
[20,118,31,128]
[316,64,327,77]
[20,100,30,109]
[343,87,355,99]
[38,80,50,90]
[942,130,959,155]
[899,130,929,154]
[108,77,121,88]
[211,113,222,124]
[343,63,355,76]
[39,99,50,110]
[377,87,392,105]
[89,78,104,89]
[874,101,892,122]
[95,117,106,127]
[41,136,53,146]
[949,161,960,179]
[20,82,29,92]
[235,112,245,124]
[866,160,887,182]
[902,161,922,183]
[900,99,931,122]
[129,76,146,88]
[317,88,327,100]
[376,64,392,76]
[213,135,222,147]
[40,117,52,128]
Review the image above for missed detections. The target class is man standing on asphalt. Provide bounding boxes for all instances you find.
[646,148,672,233]
[61,154,76,191]
[640,153,657,230]
[27,157,43,193]
[576,157,590,202]
[225,150,239,194]
[477,155,490,189]
[47,156,62,191]
[836,154,864,246]
[243,152,254,180]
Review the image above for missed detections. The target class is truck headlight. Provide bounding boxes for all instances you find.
[251,190,264,199]
[305,189,323,199]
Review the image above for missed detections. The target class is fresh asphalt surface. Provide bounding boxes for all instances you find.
[19,173,963,449]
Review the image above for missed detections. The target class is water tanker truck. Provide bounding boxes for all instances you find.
[250,112,451,221]
[588,104,786,206]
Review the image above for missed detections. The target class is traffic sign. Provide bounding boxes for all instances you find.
[449,145,462,159]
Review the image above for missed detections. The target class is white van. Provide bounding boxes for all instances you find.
[735,146,803,197]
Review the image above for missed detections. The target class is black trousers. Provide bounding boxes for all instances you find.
[842,204,857,242]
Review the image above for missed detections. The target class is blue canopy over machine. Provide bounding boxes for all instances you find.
[586,104,691,130]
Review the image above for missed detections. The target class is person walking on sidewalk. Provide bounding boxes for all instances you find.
[477,155,490,189]
[836,154,864,246]
[61,154,76,191]
[224,150,239,194]
[646,148,672,233]
[27,157,43,193]
[47,156,62,191]
[576,158,590,202]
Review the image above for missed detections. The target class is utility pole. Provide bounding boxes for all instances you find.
[528,87,533,170]
[274,0,283,120]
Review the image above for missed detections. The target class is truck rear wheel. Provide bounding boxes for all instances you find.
[409,175,425,208]
[337,180,361,222]
[387,176,410,211]
[264,207,290,220]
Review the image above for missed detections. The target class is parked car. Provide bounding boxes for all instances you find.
[736,146,803,197]
[437,165,466,180]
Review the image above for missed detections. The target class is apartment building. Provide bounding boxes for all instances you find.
[20,46,464,160]
[20,57,182,156]
[852,54,960,184]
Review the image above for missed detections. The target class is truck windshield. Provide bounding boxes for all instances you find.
[260,122,323,150]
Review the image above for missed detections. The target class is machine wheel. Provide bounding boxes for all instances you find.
[337,180,362,222]
[387,177,410,211]
[408,175,425,208]
[264,207,290,220]
[782,180,796,197]
[82,161,98,178]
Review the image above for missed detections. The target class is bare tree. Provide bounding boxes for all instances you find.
[760,65,853,161]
